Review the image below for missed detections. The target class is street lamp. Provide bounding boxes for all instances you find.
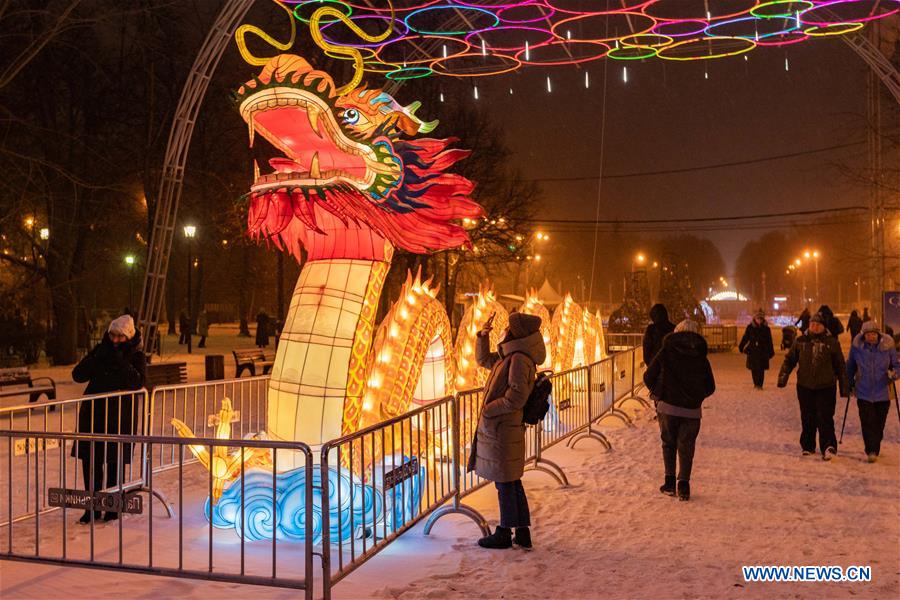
[809,250,821,304]
[794,258,807,304]
[124,254,136,310]
[183,225,197,354]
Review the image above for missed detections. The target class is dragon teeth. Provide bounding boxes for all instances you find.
[309,152,321,179]
[248,113,256,148]
[307,105,323,139]
[253,159,260,182]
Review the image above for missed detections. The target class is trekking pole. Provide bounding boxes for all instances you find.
[839,394,851,445]
[893,379,900,426]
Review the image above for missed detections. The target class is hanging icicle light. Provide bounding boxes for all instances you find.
[566,30,571,40]
[509,88,514,95]
[704,65,709,80]
[481,38,486,56]
[584,71,590,89]
[474,85,479,100]
[546,76,552,93]
[623,66,628,83]
[525,40,530,61]
[442,44,448,59]
[440,92,444,102]
[785,56,790,71]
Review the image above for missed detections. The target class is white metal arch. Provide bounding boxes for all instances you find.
[138,0,256,349]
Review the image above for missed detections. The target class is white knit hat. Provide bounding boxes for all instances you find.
[108,314,136,339]
[861,320,880,335]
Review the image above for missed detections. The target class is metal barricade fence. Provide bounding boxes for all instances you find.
[0,429,314,597]
[0,347,647,598]
[701,325,738,352]
[319,394,487,598]
[0,391,149,528]
[148,376,269,473]
[607,333,643,354]
[456,388,488,498]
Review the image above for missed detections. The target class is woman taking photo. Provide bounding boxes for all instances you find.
[468,312,545,550]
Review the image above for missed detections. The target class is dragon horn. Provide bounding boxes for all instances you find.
[310,1,395,95]
[235,0,296,66]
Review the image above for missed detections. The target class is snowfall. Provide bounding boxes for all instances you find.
[1,350,898,599]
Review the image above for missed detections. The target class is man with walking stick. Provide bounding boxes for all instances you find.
[845,321,899,462]
[778,312,848,461]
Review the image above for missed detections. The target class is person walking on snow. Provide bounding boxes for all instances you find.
[197,310,209,348]
[847,309,863,340]
[778,312,848,460]
[255,310,270,348]
[643,303,675,368]
[846,320,899,462]
[817,305,844,338]
[643,319,715,502]
[71,314,145,524]
[739,310,775,390]
[468,312,546,549]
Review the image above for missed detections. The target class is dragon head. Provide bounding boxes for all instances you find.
[235,54,482,261]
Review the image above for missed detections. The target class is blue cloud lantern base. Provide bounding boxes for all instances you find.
[205,455,425,545]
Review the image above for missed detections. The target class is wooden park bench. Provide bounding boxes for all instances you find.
[0,367,56,403]
[145,362,188,392]
[232,349,275,378]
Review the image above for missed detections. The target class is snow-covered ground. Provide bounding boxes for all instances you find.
[2,352,898,599]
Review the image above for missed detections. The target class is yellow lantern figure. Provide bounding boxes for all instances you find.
[171,398,273,503]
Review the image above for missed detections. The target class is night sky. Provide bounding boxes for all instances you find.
[467,35,871,271]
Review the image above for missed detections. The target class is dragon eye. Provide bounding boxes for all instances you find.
[342,108,360,125]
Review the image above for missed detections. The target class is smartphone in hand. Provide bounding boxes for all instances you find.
[484,312,496,330]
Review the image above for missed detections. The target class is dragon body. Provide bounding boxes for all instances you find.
[176,55,605,505]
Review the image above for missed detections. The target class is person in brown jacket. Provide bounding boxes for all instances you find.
[468,311,546,550]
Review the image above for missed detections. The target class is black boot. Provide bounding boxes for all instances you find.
[677,480,690,502]
[477,527,512,549]
[78,510,101,524]
[659,475,676,496]
[514,527,532,549]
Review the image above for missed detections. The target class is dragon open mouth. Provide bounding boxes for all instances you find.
[234,54,482,260]
[240,87,380,192]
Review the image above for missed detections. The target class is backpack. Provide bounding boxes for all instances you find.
[522,371,553,425]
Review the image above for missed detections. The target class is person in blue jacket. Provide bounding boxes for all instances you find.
[846,320,899,462]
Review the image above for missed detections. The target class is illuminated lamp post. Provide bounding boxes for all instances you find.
[794,258,806,305]
[804,250,821,304]
[124,254,136,310]
[183,225,197,354]
[633,252,646,272]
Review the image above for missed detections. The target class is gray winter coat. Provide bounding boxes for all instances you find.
[468,323,547,483]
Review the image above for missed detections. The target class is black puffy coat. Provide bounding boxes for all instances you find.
[739,321,775,371]
[778,331,847,395]
[817,305,844,338]
[847,311,863,340]
[71,332,146,464]
[642,304,675,364]
[643,331,716,411]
